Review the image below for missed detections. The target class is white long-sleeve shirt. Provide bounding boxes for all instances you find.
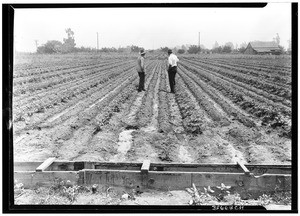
[168,53,179,67]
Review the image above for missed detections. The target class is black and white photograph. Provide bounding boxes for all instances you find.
[3,1,297,213]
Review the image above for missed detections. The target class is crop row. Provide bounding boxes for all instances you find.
[13,62,136,118]
[220,57,291,72]
[14,61,136,106]
[178,66,256,128]
[180,61,291,110]
[181,59,291,101]
[188,57,291,86]
[13,57,104,77]
[14,61,157,152]
[179,63,290,137]
[13,59,118,84]
[13,61,149,130]
[207,57,291,76]
[13,60,134,97]
[182,57,291,90]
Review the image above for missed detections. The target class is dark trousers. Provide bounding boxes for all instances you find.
[138,72,145,90]
[168,66,177,92]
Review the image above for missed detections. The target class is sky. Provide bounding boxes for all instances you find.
[14,3,292,52]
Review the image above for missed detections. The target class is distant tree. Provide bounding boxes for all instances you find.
[278,45,285,54]
[238,46,247,53]
[287,39,291,53]
[222,45,232,53]
[212,41,219,49]
[37,40,62,54]
[117,47,126,52]
[187,45,200,54]
[131,45,143,52]
[237,42,248,53]
[62,28,76,53]
[101,47,117,52]
[240,42,248,49]
[177,49,185,54]
[273,33,280,45]
[224,42,234,50]
[160,47,169,52]
[211,46,222,54]
[76,46,94,52]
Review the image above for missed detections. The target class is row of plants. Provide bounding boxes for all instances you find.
[13,60,134,97]
[205,57,291,77]
[180,61,291,110]
[178,65,257,128]
[14,62,154,155]
[177,71,230,129]
[13,62,139,131]
[13,55,110,78]
[219,57,291,73]
[13,58,116,84]
[47,60,157,128]
[181,59,291,103]
[14,60,135,106]
[14,60,136,107]
[182,58,291,95]
[175,74,214,135]
[179,64,291,137]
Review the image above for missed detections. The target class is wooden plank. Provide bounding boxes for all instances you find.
[14,171,79,188]
[141,160,151,174]
[82,169,142,188]
[14,168,291,192]
[14,160,290,174]
[36,157,56,172]
[237,161,250,175]
[147,171,192,190]
[14,162,43,171]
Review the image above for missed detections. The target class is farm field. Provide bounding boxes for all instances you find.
[13,52,292,165]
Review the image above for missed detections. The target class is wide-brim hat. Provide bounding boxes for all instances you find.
[167,49,172,54]
[140,49,146,55]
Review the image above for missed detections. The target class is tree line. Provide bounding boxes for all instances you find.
[37,28,145,54]
[37,29,286,54]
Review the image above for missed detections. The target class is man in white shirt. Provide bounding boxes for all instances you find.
[136,49,146,92]
[167,49,179,93]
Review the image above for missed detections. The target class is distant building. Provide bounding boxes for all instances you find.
[244,41,281,55]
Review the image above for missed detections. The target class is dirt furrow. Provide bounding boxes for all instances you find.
[125,62,159,126]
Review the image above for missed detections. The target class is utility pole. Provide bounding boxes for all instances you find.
[34,40,38,52]
[198,32,200,53]
[96,32,99,52]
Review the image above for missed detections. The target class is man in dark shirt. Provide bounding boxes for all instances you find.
[136,49,146,92]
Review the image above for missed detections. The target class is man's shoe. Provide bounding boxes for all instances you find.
[138,89,142,92]
[142,88,146,91]
[170,91,175,94]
